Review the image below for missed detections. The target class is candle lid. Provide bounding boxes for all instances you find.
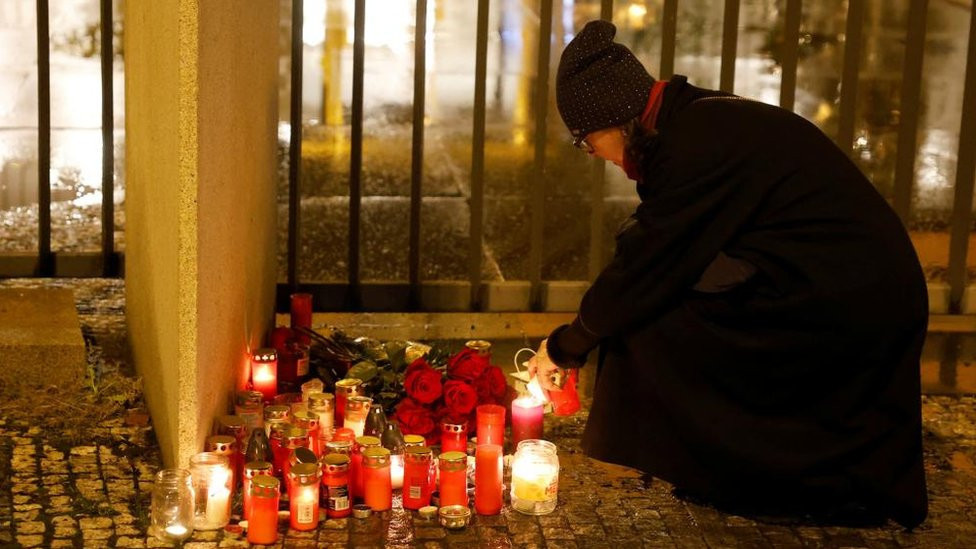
[307,392,335,408]
[438,451,466,464]
[268,422,293,439]
[352,504,372,519]
[418,505,438,520]
[354,436,381,449]
[440,421,466,433]
[325,440,353,453]
[264,405,290,420]
[251,475,280,489]
[403,434,426,447]
[283,426,309,444]
[288,462,321,479]
[206,435,236,453]
[237,390,264,406]
[464,339,491,354]
[335,378,363,389]
[217,415,246,429]
[405,446,432,457]
[322,453,350,472]
[253,348,277,362]
[289,447,318,466]
[292,410,319,427]
[362,446,391,467]
[243,461,273,477]
[346,395,372,409]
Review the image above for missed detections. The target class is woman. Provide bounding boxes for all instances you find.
[529,20,927,528]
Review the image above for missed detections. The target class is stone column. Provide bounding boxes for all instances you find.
[124,0,280,467]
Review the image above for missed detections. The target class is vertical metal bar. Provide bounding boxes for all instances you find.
[287,0,304,290]
[530,0,553,309]
[891,0,928,224]
[719,0,740,93]
[947,1,976,312]
[779,0,802,111]
[469,0,490,309]
[348,0,366,309]
[660,0,678,80]
[408,0,428,309]
[589,0,613,281]
[100,0,115,276]
[36,0,52,276]
[836,0,866,153]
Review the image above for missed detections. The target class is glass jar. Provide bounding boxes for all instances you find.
[321,453,351,518]
[188,452,232,530]
[382,421,406,490]
[334,378,364,425]
[362,447,392,512]
[242,461,273,521]
[440,421,467,453]
[244,425,272,465]
[465,339,492,357]
[438,451,468,508]
[324,439,353,457]
[403,434,425,448]
[247,475,280,545]
[343,396,372,437]
[279,426,310,489]
[351,436,381,501]
[287,462,321,531]
[402,446,433,510]
[149,468,193,543]
[263,404,291,439]
[205,435,239,495]
[476,404,506,448]
[511,439,559,515]
[307,391,335,434]
[292,410,321,456]
[235,390,265,433]
[268,422,293,477]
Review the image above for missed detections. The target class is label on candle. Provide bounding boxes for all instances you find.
[296,356,309,376]
[296,501,315,524]
[409,485,421,499]
[328,485,350,511]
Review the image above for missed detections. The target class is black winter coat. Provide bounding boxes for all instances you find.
[547,76,928,528]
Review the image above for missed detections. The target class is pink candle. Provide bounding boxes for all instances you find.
[511,396,544,446]
[476,404,506,448]
[474,444,503,515]
[251,349,278,402]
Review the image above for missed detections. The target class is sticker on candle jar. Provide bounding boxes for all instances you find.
[510,439,559,515]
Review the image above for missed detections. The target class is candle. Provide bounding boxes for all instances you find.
[440,421,467,453]
[321,453,352,518]
[362,447,392,511]
[402,446,433,509]
[476,404,506,448]
[149,469,193,542]
[438,451,468,507]
[290,292,313,343]
[350,436,381,502]
[288,463,321,530]
[189,452,232,530]
[242,461,272,521]
[344,396,371,437]
[390,453,405,490]
[292,411,321,456]
[511,396,544,446]
[280,427,310,491]
[163,525,188,538]
[205,435,239,500]
[511,439,560,515]
[263,404,290,439]
[308,392,335,434]
[247,475,279,545]
[205,467,231,528]
[251,348,278,402]
[334,378,364,425]
[474,444,503,515]
[235,390,265,434]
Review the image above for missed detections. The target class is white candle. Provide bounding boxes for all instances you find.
[205,468,231,527]
[390,454,404,490]
[164,524,189,538]
[345,418,366,437]
[512,461,558,502]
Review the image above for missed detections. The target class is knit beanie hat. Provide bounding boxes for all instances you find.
[556,20,655,139]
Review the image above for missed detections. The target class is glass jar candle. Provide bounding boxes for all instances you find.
[402,446,433,510]
[279,427,310,489]
[334,378,363,425]
[465,339,492,357]
[321,453,352,518]
[251,348,278,402]
[403,434,425,448]
[205,435,239,496]
[511,396,544,446]
[268,422,292,477]
[343,396,372,437]
[333,427,356,443]
[235,390,265,434]
[325,439,353,457]
[474,444,503,515]
[287,462,321,531]
[438,451,468,508]
[242,461,272,521]
[188,452,232,530]
[290,292,313,344]
[307,392,335,434]
[292,410,321,456]
[149,468,194,543]
[476,404,506,448]
[511,439,559,515]
[440,421,467,453]
[247,475,280,545]
[362,447,392,512]
[263,404,290,439]
[351,436,381,501]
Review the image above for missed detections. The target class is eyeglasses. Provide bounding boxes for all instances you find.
[572,135,594,154]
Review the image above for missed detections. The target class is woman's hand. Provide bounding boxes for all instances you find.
[527,338,563,391]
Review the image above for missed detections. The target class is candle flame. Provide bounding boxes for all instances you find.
[525,377,548,403]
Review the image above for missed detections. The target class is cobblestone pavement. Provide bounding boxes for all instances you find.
[2,279,976,548]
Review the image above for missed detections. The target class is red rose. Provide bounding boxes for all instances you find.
[473,366,508,404]
[395,398,437,438]
[406,357,432,376]
[404,362,443,404]
[446,348,489,382]
[443,380,478,416]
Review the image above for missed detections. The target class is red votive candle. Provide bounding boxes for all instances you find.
[247,475,279,545]
[438,451,468,507]
[474,444,503,515]
[290,293,313,344]
[362,447,392,511]
[476,404,506,448]
[251,348,278,402]
[292,411,321,457]
[440,421,467,454]
[242,461,272,521]
[402,446,434,509]
[280,427,310,493]
[334,378,363,426]
[287,463,321,531]
[321,454,351,518]
[511,396,544,446]
[350,436,381,502]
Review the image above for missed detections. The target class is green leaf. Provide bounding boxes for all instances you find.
[347,360,379,382]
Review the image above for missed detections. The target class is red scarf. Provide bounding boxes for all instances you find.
[623,80,667,181]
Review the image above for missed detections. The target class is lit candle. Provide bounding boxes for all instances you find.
[510,440,559,515]
[251,348,278,402]
[438,451,468,507]
[189,453,232,530]
[334,378,364,425]
[163,524,188,539]
[343,396,372,437]
[476,404,506,448]
[247,475,279,545]
[474,444,503,515]
[308,392,335,434]
[511,396,544,446]
[390,453,404,490]
[288,463,321,531]
[362,447,392,511]
[205,467,231,528]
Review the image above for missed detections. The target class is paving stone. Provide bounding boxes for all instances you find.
[15,521,45,535]
[15,534,45,547]
[49,540,76,548]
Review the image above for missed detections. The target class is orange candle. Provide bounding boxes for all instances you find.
[242,461,272,521]
[362,447,392,511]
[402,446,433,510]
[438,451,468,507]
[476,405,506,448]
[350,436,381,501]
[440,421,467,453]
[474,444,503,515]
[251,348,278,402]
[321,454,352,518]
[247,475,279,545]
[287,463,321,531]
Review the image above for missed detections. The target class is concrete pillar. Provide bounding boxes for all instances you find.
[124,0,280,468]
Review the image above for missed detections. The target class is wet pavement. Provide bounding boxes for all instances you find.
[1,278,976,548]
